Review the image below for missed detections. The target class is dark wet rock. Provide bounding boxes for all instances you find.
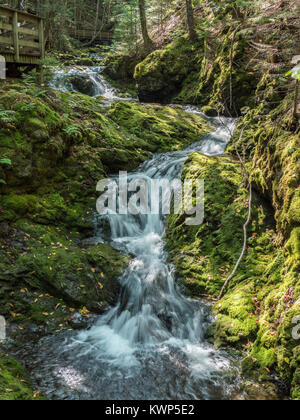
[66,74,96,96]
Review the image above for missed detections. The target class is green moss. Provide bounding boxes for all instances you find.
[104,54,141,82]
[108,101,211,152]
[166,153,272,297]
[0,229,130,315]
[165,148,299,397]
[0,356,44,400]
[133,32,256,111]
[134,36,203,102]
[0,219,131,336]
[207,283,259,347]
[14,242,129,312]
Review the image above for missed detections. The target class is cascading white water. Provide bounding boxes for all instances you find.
[19,68,242,400]
[50,66,131,102]
[74,115,236,357]
[63,114,239,395]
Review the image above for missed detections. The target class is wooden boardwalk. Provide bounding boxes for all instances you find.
[68,28,114,44]
[0,6,44,65]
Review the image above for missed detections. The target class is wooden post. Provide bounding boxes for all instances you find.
[12,11,20,62]
[39,19,45,59]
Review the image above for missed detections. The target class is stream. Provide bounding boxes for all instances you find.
[18,66,244,400]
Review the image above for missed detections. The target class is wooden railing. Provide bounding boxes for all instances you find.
[68,28,114,43]
[0,6,44,65]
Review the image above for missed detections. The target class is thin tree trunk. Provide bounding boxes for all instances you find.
[186,0,197,42]
[93,0,101,39]
[138,0,154,52]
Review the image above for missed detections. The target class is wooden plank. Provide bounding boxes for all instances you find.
[0,22,13,31]
[0,6,40,23]
[2,53,40,64]
[0,8,13,18]
[0,36,13,45]
[19,39,39,49]
[19,27,38,36]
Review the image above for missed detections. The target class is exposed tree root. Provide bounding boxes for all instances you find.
[218,127,253,300]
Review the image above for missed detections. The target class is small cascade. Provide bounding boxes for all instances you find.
[18,100,241,399]
[50,66,128,102]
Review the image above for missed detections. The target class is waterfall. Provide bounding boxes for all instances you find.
[50,66,130,102]
[21,67,241,400]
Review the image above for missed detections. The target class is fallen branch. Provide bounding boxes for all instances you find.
[218,127,252,300]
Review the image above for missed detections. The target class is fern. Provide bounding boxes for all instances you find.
[0,158,12,165]
[0,110,17,124]
[0,157,11,185]
[63,124,82,138]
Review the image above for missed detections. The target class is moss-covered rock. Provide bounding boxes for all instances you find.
[0,355,44,400]
[4,241,129,313]
[0,220,130,336]
[104,54,141,81]
[165,151,299,398]
[133,33,256,111]
[134,36,201,103]
[166,153,272,298]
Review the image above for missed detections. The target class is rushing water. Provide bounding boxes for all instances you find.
[50,66,131,102]
[17,67,243,400]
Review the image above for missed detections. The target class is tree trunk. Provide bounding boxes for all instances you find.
[186,0,197,42]
[138,0,154,52]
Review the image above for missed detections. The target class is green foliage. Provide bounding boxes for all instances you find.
[0,157,11,185]
[0,356,44,400]
[0,158,11,165]
[63,124,82,139]
[0,109,17,124]
[21,73,48,97]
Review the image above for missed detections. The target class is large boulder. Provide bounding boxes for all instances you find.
[67,74,96,96]
[104,54,141,81]
[134,36,201,103]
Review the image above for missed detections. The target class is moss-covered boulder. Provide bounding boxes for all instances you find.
[65,74,96,96]
[134,36,201,103]
[107,101,211,153]
[3,241,129,313]
[0,82,211,190]
[0,220,130,335]
[104,54,141,81]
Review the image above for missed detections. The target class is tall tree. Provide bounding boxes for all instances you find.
[185,0,197,42]
[138,0,154,52]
